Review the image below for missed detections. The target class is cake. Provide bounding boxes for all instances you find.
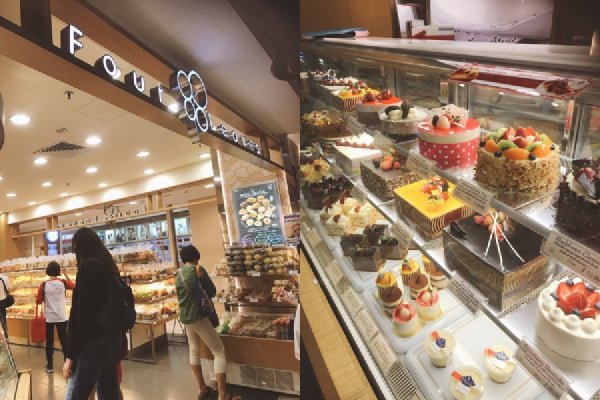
[360,152,420,201]
[350,246,384,272]
[301,110,347,138]
[392,303,421,337]
[394,177,474,240]
[400,258,420,285]
[304,181,332,210]
[483,345,517,383]
[300,159,330,184]
[377,236,407,260]
[340,234,365,256]
[356,89,402,125]
[320,203,342,223]
[348,204,375,228]
[443,209,549,310]
[325,214,352,236]
[416,287,442,320]
[555,159,600,244]
[380,102,427,140]
[362,224,387,246]
[535,277,600,361]
[424,257,449,289]
[333,133,382,175]
[425,330,456,367]
[417,104,480,169]
[376,272,403,313]
[408,273,430,299]
[334,196,360,214]
[450,367,484,400]
[334,86,379,112]
[474,126,560,193]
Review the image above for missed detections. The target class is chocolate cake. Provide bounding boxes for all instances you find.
[340,234,365,256]
[350,246,384,272]
[443,211,550,310]
[360,158,420,201]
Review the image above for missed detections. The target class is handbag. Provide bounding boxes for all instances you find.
[180,269,219,328]
[0,277,14,309]
[31,304,46,343]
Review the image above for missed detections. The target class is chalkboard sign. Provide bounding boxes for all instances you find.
[232,180,285,245]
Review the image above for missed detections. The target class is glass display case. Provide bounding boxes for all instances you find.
[0,324,18,400]
[301,37,600,400]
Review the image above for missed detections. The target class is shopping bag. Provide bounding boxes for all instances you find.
[31,305,46,343]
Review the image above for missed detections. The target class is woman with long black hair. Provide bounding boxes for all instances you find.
[63,227,123,400]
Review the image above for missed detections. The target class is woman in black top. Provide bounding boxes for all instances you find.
[63,227,122,400]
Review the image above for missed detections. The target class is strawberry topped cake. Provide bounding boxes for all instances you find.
[536,277,600,361]
[417,104,480,169]
[356,89,402,125]
[475,126,560,193]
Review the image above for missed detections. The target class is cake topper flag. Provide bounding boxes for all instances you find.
[482,209,524,269]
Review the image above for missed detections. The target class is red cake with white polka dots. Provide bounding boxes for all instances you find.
[417,105,480,170]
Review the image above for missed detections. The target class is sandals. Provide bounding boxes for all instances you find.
[197,387,214,400]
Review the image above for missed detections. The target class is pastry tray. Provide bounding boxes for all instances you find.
[361,258,469,354]
[405,313,549,400]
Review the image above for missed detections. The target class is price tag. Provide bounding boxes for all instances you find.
[391,220,413,249]
[350,185,368,202]
[340,288,363,317]
[406,151,433,178]
[453,179,495,214]
[542,231,600,287]
[448,273,486,314]
[516,338,570,399]
[355,309,378,341]
[368,333,397,376]
[373,132,394,150]
[252,271,261,277]
[346,116,364,136]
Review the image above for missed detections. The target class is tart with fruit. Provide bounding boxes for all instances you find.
[301,109,347,138]
[360,150,420,201]
[380,102,428,139]
[417,104,480,169]
[474,126,560,193]
[333,84,379,112]
[400,258,420,285]
[356,89,403,124]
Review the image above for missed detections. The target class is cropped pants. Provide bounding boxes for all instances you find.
[185,317,226,374]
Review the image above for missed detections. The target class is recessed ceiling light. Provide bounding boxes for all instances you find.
[129,201,138,205]
[204,183,214,189]
[60,192,68,197]
[34,157,48,166]
[6,192,16,197]
[86,136,102,146]
[98,182,108,188]
[144,168,155,175]
[28,201,36,206]
[42,181,52,187]
[168,103,179,113]
[75,212,83,216]
[0,176,3,181]
[10,114,30,125]
[136,151,150,158]
[86,166,98,174]
[199,153,210,160]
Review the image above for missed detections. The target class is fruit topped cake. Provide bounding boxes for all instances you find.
[333,84,379,112]
[474,126,560,193]
[417,104,480,169]
[360,150,420,201]
[380,102,428,139]
[556,158,600,245]
[535,277,600,361]
[356,88,403,124]
[301,109,347,138]
[300,159,330,184]
[333,133,382,175]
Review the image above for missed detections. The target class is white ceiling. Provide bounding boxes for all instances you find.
[0,52,210,213]
[84,0,299,137]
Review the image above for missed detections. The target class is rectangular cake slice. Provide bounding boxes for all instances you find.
[360,160,420,201]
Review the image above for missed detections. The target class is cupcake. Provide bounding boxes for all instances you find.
[392,303,420,338]
[450,367,484,400]
[416,286,442,321]
[408,273,430,300]
[376,272,403,313]
[424,258,449,289]
[400,258,420,285]
[425,330,456,367]
[483,345,517,384]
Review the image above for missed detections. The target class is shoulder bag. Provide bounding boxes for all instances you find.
[0,277,14,309]
[180,268,219,327]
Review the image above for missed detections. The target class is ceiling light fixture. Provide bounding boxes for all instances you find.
[199,153,210,160]
[129,201,138,205]
[86,166,98,174]
[136,151,150,158]
[34,157,48,166]
[204,183,214,189]
[28,201,36,206]
[0,176,3,181]
[86,136,102,146]
[75,212,83,216]
[168,103,179,113]
[6,193,16,198]
[10,114,31,125]
[42,181,52,187]
[98,182,108,188]
[144,168,155,175]
[60,192,68,197]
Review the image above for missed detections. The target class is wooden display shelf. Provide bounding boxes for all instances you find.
[133,294,176,304]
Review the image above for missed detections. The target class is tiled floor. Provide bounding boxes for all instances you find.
[10,343,297,400]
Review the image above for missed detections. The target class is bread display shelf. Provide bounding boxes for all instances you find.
[133,294,176,304]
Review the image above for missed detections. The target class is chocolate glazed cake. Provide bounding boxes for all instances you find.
[556,159,600,246]
[443,211,549,311]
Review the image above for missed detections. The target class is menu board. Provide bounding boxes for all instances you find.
[233,180,285,246]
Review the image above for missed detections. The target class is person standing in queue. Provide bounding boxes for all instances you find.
[63,227,122,400]
[36,261,75,373]
[0,272,10,338]
[176,245,241,400]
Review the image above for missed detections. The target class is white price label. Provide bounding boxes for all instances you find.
[368,333,397,376]
[252,271,261,277]
[355,309,378,341]
[340,288,363,317]
[542,231,600,287]
[373,132,394,150]
[346,116,364,136]
[350,185,368,202]
[453,179,494,214]
[448,273,486,314]
[391,220,413,249]
[516,338,570,399]
[406,151,433,178]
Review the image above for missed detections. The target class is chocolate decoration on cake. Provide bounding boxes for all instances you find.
[401,102,411,119]
[384,105,402,114]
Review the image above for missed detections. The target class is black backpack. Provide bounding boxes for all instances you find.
[99,274,136,333]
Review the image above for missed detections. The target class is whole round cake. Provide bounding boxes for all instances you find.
[301,110,346,138]
[380,102,427,139]
[475,126,560,193]
[535,277,600,361]
[417,104,480,169]
[356,89,402,125]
